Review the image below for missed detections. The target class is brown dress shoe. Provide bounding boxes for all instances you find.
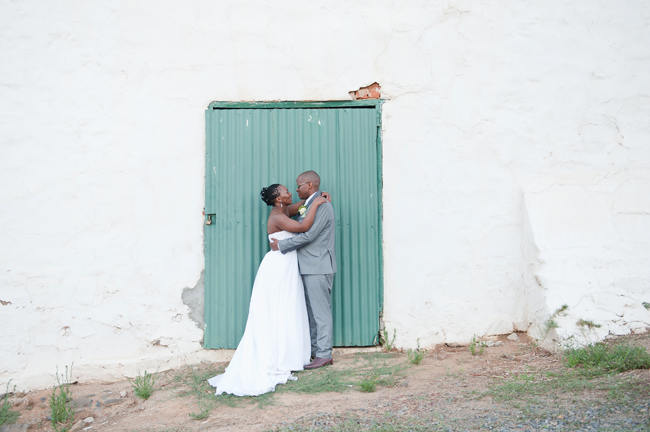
[304,357,333,370]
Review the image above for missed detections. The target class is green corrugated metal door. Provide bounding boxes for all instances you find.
[204,103,382,348]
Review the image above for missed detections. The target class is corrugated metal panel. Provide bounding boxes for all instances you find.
[204,106,382,348]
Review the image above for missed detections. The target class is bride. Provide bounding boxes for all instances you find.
[207,184,327,396]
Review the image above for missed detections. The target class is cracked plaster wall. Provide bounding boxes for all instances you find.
[1,1,649,390]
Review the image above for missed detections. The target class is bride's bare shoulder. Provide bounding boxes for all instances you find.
[267,210,286,221]
[267,210,286,233]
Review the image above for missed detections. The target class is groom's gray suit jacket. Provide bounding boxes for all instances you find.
[278,192,337,275]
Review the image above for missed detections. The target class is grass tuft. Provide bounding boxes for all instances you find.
[381,328,397,352]
[188,399,211,420]
[50,366,74,432]
[408,349,425,365]
[358,376,377,392]
[564,343,650,374]
[132,370,155,400]
[469,336,486,356]
[643,301,650,310]
[407,339,425,365]
[0,381,20,426]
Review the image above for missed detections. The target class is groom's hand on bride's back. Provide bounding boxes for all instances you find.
[269,238,279,251]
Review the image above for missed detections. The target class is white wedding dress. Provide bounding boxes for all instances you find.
[207,230,311,396]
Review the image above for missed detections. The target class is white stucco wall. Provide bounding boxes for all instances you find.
[380,2,650,348]
[1,1,649,390]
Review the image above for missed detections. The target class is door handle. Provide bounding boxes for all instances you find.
[205,214,215,225]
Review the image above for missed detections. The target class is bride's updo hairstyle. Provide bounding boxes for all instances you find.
[260,184,281,206]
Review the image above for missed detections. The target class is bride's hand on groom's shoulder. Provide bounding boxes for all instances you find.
[314,196,328,206]
[321,192,332,202]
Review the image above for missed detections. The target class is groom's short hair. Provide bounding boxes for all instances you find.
[299,170,320,188]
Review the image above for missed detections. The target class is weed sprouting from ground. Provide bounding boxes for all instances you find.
[380,328,397,352]
[0,381,20,426]
[642,301,650,310]
[407,339,425,365]
[188,399,211,420]
[564,343,650,374]
[358,375,377,392]
[132,371,155,400]
[50,365,74,432]
[469,336,486,356]
[408,349,425,365]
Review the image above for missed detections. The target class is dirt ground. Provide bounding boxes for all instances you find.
[3,332,649,432]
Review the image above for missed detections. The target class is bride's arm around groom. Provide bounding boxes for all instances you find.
[271,195,336,275]
[270,170,337,368]
[270,176,337,368]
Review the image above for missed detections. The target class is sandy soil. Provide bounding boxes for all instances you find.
[3,332,649,432]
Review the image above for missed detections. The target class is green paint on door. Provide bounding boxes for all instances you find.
[204,103,382,348]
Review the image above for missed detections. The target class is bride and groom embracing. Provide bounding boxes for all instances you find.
[208,170,337,396]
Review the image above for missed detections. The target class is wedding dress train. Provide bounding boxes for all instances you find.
[207,230,311,396]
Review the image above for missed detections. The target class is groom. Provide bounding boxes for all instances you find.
[270,170,336,369]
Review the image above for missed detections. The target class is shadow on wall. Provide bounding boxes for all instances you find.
[519,192,549,343]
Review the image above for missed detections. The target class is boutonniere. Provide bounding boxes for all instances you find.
[298,205,307,216]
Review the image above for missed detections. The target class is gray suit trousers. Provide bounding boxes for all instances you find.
[302,273,334,359]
